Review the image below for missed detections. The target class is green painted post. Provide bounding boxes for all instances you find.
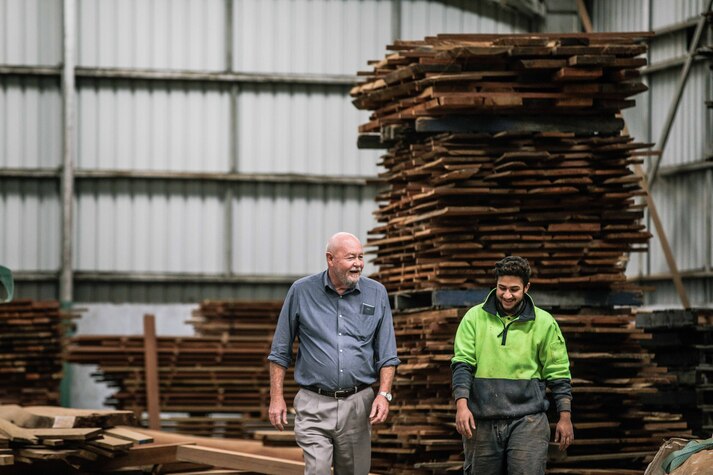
[0,266,13,303]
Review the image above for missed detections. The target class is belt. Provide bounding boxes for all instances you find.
[301,384,370,399]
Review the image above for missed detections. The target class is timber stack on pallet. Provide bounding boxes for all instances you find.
[370,302,690,475]
[352,33,653,292]
[636,308,713,438]
[0,300,72,406]
[0,404,305,473]
[352,33,692,474]
[66,300,295,438]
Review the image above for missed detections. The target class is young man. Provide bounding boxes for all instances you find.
[451,256,573,475]
[268,232,400,475]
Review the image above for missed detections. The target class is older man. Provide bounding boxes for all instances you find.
[268,232,400,475]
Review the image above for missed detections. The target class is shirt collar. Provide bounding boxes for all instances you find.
[482,288,535,321]
[322,270,361,295]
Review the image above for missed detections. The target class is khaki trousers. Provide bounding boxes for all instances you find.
[294,387,374,475]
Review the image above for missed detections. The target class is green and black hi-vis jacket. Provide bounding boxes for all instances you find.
[451,289,572,420]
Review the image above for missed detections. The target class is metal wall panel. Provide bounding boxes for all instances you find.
[648,172,710,275]
[237,84,380,175]
[233,183,378,276]
[0,0,61,66]
[77,0,226,70]
[0,179,60,270]
[235,0,393,75]
[592,0,649,32]
[649,63,710,167]
[78,80,230,172]
[401,0,529,39]
[73,282,290,303]
[0,77,62,168]
[74,181,225,273]
[643,279,713,307]
[651,0,709,29]
[649,31,687,64]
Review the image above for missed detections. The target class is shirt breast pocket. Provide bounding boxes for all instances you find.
[347,308,379,341]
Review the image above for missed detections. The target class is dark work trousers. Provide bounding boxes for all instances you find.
[463,412,550,475]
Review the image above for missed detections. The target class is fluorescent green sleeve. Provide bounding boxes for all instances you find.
[539,318,571,381]
[452,309,477,368]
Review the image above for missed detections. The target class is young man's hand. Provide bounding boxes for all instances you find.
[455,398,476,438]
[554,411,574,451]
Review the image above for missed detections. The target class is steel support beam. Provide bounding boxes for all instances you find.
[0,65,356,87]
[0,168,373,186]
[648,0,713,190]
[60,0,76,304]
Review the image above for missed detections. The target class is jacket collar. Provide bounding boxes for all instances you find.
[482,288,536,322]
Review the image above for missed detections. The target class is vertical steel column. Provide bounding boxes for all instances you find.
[648,0,713,189]
[391,0,402,42]
[61,0,76,304]
[224,0,237,277]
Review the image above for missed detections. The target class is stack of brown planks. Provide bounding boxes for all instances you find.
[353,33,651,133]
[636,308,713,438]
[0,404,141,471]
[370,305,690,474]
[352,33,692,474]
[0,300,71,406]
[66,335,277,414]
[0,404,305,473]
[188,300,283,338]
[366,132,651,292]
[67,300,296,438]
[352,33,654,293]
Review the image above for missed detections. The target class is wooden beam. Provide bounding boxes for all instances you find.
[634,164,691,308]
[176,445,305,475]
[143,314,161,430]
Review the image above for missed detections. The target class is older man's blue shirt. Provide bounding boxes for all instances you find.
[268,270,400,390]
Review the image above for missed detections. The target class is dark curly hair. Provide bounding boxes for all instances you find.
[494,256,531,286]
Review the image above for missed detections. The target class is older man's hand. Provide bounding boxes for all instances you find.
[269,396,288,431]
[369,394,390,424]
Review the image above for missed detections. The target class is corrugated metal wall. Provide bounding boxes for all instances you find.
[0,0,533,303]
[594,0,713,306]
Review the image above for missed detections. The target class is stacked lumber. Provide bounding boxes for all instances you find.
[352,33,653,293]
[188,300,283,337]
[636,308,713,437]
[0,404,141,471]
[353,33,651,133]
[366,132,651,292]
[370,305,690,474]
[0,405,305,473]
[66,335,281,414]
[0,300,71,406]
[68,301,298,438]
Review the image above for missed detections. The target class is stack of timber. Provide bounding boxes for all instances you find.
[353,33,691,474]
[0,404,305,473]
[370,304,690,475]
[66,335,277,416]
[636,308,713,437]
[0,300,71,406]
[0,404,140,471]
[353,33,651,133]
[67,300,296,438]
[352,33,653,293]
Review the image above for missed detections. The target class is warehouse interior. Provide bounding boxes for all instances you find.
[0,0,712,473]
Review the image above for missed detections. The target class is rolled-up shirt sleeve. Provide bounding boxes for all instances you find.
[373,286,400,370]
[267,285,298,368]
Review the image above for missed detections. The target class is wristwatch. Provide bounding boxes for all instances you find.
[378,391,393,402]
